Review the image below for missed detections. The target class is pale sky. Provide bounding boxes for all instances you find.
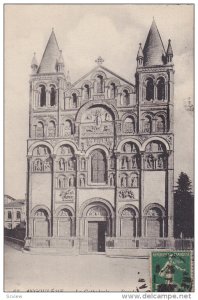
[4,4,194,199]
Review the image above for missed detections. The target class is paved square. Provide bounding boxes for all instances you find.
[4,244,150,292]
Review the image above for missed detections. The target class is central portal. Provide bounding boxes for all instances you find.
[88,221,106,252]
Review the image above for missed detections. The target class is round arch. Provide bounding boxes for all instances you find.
[85,144,109,158]
[54,205,75,217]
[118,204,139,217]
[116,138,142,152]
[54,140,79,155]
[81,80,93,88]
[28,141,53,156]
[75,102,119,122]
[142,137,170,152]
[91,70,107,80]
[79,198,115,218]
[30,205,51,218]
[143,203,166,217]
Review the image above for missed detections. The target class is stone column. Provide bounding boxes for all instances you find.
[115,152,120,237]
[167,150,174,237]
[75,154,81,238]
[140,152,145,237]
[51,154,56,237]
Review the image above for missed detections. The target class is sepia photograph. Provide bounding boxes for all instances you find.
[4,3,194,294]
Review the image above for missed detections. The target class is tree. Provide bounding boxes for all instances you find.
[174,172,194,238]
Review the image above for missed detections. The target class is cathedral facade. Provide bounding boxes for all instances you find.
[25,20,175,254]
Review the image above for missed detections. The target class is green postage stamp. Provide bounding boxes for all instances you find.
[151,251,192,292]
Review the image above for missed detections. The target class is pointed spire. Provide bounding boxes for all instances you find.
[166,39,173,63]
[31,52,38,74]
[66,70,71,83]
[143,19,166,66]
[136,43,144,67]
[38,29,60,74]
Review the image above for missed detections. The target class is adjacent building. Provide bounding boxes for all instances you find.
[26,20,175,253]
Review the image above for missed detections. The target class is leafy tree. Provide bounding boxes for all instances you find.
[174,172,194,238]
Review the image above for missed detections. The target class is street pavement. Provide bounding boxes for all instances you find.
[4,243,150,292]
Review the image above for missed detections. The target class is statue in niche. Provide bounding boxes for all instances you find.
[95,112,102,128]
[34,159,42,172]
[121,157,128,169]
[36,147,41,156]
[60,146,66,155]
[158,143,163,152]
[68,159,74,170]
[110,174,115,186]
[146,155,154,169]
[157,156,164,168]
[80,176,85,187]
[121,176,127,187]
[59,158,65,171]
[131,175,138,188]
[44,159,51,171]
[146,143,153,152]
[132,156,137,168]
[63,177,67,188]
[124,143,132,153]
[69,176,74,187]
[44,147,48,156]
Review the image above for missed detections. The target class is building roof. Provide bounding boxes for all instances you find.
[38,29,60,74]
[31,52,38,67]
[143,19,166,66]
[4,200,25,208]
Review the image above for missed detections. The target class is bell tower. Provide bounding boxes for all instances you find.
[135,19,175,237]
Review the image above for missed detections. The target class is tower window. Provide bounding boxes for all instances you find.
[110,83,116,98]
[83,84,90,99]
[157,77,165,100]
[143,116,152,133]
[50,85,56,106]
[91,150,107,183]
[96,75,104,93]
[146,78,154,101]
[36,121,44,138]
[156,115,165,132]
[17,211,21,219]
[122,89,130,106]
[40,85,46,107]
[72,93,77,108]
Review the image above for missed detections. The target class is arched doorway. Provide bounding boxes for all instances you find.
[80,199,114,253]
[144,205,165,238]
[33,209,50,237]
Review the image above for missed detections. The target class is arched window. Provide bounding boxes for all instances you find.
[83,84,90,99]
[96,75,104,93]
[122,89,130,106]
[91,150,107,183]
[157,77,165,100]
[48,121,56,137]
[146,78,154,101]
[8,211,12,219]
[50,85,56,106]
[156,115,165,133]
[143,116,152,133]
[110,83,116,98]
[72,93,77,108]
[123,116,135,133]
[36,121,44,138]
[64,120,72,136]
[40,85,46,107]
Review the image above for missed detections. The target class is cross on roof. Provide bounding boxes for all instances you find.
[95,56,104,65]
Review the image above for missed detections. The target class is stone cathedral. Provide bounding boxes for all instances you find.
[25,20,175,254]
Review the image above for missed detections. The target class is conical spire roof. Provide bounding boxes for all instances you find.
[38,29,60,74]
[143,19,166,66]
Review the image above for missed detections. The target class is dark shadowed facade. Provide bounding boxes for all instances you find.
[25,20,175,254]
